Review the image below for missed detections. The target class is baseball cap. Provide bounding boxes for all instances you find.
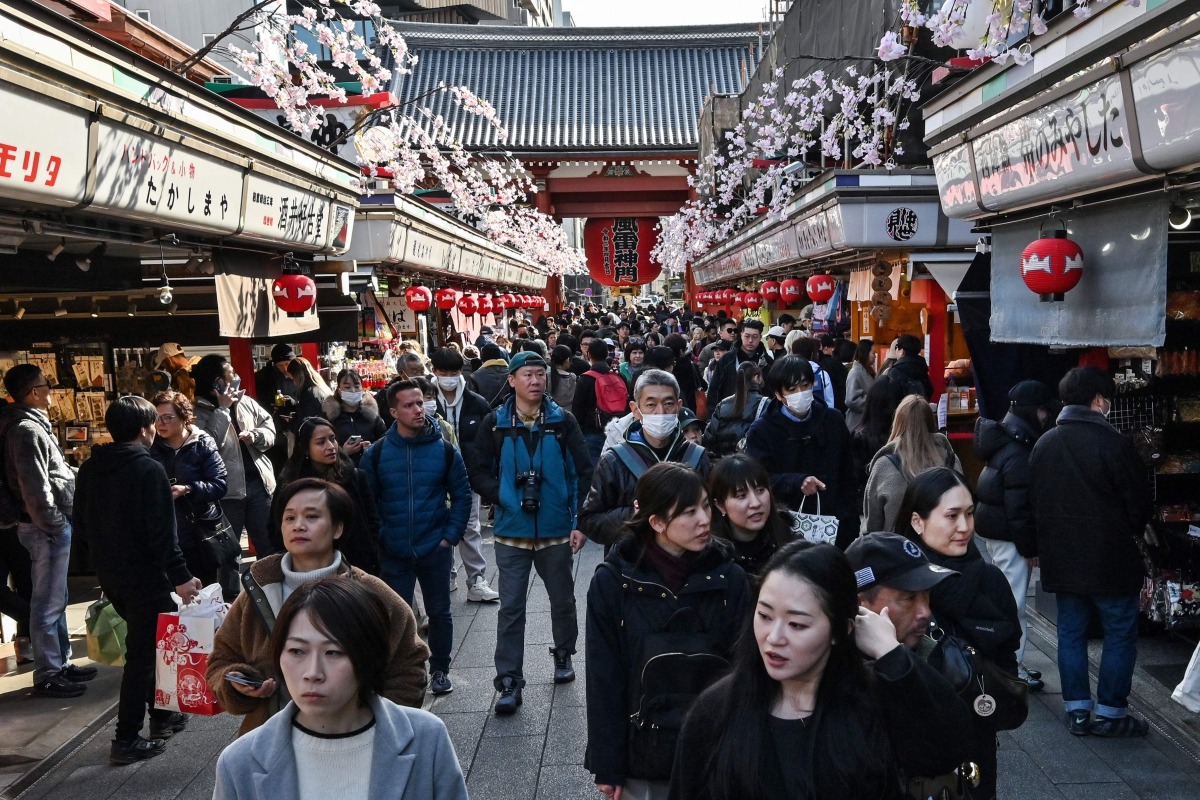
[677,407,702,430]
[766,325,786,340]
[845,532,958,592]
[154,342,184,368]
[270,343,296,363]
[508,351,548,374]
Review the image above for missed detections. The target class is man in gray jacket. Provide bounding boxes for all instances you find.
[0,364,96,697]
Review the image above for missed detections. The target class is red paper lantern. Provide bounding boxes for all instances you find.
[457,295,478,316]
[733,291,747,307]
[806,275,835,303]
[743,291,764,310]
[435,288,457,310]
[779,278,803,305]
[722,289,735,304]
[272,272,316,317]
[477,294,494,315]
[583,218,663,286]
[761,280,781,302]
[404,285,432,312]
[493,294,509,311]
[1020,230,1084,301]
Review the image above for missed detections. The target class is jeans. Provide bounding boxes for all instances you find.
[382,544,454,674]
[978,537,1030,669]
[1056,592,1140,719]
[455,493,487,583]
[0,525,32,637]
[224,480,273,559]
[105,585,177,741]
[493,541,577,689]
[17,521,72,682]
[585,432,605,466]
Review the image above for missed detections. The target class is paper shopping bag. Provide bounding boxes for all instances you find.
[785,494,839,546]
[85,596,126,666]
[154,583,227,716]
[1172,639,1200,713]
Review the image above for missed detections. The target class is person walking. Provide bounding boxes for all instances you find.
[253,343,296,476]
[287,357,333,434]
[707,454,796,577]
[467,351,593,715]
[1029,367,1154,738]
[702,362,768,459]
[573,338,627,465]
[0,364,94,698]
[468,343,512,407]
[322,369,389,466]
[706,320,772,414]
[74,395,202,764]
[843,338,876,431]
[878,334,934,399]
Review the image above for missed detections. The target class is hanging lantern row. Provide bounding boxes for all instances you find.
[400,285,547,315]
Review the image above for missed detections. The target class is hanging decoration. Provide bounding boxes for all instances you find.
[1020,229,1084,302]
[806,275,836,303]
[761,280,781,303]
[404,285,433,312]
[457,294,478,316]
[435,288,457,310]
[272,269,317,318]
[743,291,764,310]
[733,291,748,308]
[477,294,494,316]
[583,218,663,286]
[779,278,804,305]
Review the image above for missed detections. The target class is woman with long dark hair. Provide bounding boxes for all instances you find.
[894,467,1022,800]
[844,339,876,432]
[322,369,389,465]
[702,362,767,458]
[586,463,749,800]
[850,376,908,520]
[669,540,973,800]
[707,454,795,576]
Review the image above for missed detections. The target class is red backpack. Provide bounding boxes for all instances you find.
[585,370,628,419]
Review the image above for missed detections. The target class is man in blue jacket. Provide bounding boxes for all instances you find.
[363,378,472,698]
[467,352,593,715]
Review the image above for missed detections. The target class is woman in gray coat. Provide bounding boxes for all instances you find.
[213,577,466,800]
[843,339,876,432]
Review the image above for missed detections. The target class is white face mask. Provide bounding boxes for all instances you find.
[640,413,679,440]
[341,391,363,406]
[437,375,461,391]
[1099,397,1111,418]
[785,389,814,416]
[422,400,439,416]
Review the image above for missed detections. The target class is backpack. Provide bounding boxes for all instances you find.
[585,369,628,421]
[366,433,456,485]
[611,440,703,480]
[597,562,729,781]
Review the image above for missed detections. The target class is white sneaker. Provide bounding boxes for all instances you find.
[467,575,500,603]
[450,565,458,592]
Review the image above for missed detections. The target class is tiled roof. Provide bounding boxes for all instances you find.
[389,22,761,153]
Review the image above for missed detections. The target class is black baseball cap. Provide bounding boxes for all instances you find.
[845,532,958,592]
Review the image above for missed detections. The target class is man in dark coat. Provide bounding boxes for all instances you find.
[253,342,295,475]
[469,343,512,407]
[74,396,201,765]
[705,319,773,412]
[1029,367,1153,738]
[879,334,934,399]
[817,333,849,412]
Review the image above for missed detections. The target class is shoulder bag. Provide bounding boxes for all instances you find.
[927,624,1028,732]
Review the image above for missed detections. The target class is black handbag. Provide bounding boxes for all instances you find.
[189,508,241,572]
[928,625,1028,732]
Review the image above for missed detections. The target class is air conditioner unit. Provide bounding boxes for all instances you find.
[211,76,236,85]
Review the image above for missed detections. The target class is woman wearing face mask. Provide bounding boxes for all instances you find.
[745,357,860,547]
[708,455,796,576]
[668,540,973,800]
[277,418,382,575]
[702,362,768,459]
[586,463,749,800]
[323,369,389,465]
[895,468,1022,800]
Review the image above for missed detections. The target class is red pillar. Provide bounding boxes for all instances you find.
[300,342,320,368]
[926,282,948,402]
[229,338,257,400]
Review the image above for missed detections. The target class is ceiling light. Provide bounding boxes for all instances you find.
[1169,206,1193,230]
[47,239,65,261]
[13,301,24,320]
[199,256,215,275]
[157,275,173,305]
[127,300,137,317]
[183,253,200,272]
[54,301,68,317]
[90,300,100,318]
[76,242,106,272]
[167,302,178,316]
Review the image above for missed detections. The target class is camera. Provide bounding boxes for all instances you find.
[516,471,540,513]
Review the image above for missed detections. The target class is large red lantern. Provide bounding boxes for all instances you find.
[761,280,781,302]
[743,291,764,310]
[404,285,432,312]
[806,275,835,303]
[272,271,316,317]
[1020,230,1084,301]
[477,294,494,316]
[493,294,510,311]
[779,278,803,305]
[733,291,747,307]
[457,294,478,316]
[722,289,736,304]
[583,218,663,286]
[435,288,457,310]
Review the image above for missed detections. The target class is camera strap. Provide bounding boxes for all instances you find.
[508,410,545,470]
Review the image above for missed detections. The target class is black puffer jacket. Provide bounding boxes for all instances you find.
[701,392,768,458]
[149,427,228,549]
[585,535,748,787]
[321,395,390,462]
[925,542,1021,675]
[973,413,1039,556]
[706,343,772,413]
[579,425,712,546]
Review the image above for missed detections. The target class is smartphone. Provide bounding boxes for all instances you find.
[230,376,242,393]
[346,435,363,445]
[224,673,264,689]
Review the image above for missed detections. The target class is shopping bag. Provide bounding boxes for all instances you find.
[1172,639,1200,713]
[154,583,227,716]
[785,493,839,546]
[84,595,127,667]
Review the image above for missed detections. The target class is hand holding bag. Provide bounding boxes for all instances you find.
[928,624,1028,732]
[155,583,228,716]
[85,595,127,666]
[786,493,839,546]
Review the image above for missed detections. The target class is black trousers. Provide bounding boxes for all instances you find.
[0,525,32,637]
[105,585,177,741]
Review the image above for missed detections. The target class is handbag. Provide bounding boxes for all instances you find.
[85,595,127,666]
[928,624,1028,732]
[191,511,241,572]
[785,493,839,546]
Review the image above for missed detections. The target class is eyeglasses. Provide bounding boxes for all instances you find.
[30,382,50,390]
[157,414,177,424]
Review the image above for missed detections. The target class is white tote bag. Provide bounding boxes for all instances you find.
[785,494,839,546]
[1172,640,1200,713]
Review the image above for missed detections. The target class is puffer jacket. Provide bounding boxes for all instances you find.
[584,535,748,787]
[321,395,389,461]
[0,403,75,533]
[579,423,712,546]
[207,553,428,735]
[149,426,228,549]
[701,392,768,458]
[469,359,512,407]
[467,396,592,540]
[362,416,471,561]
[863,435,961,535]
[973,413,1039,556]
[193,396,276,499]
[924,540,1021,675]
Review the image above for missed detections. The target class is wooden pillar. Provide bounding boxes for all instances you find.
[229,338,257,399]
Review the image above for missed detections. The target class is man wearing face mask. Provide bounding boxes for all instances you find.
[1029,367,1153,738]
[745,356,859,548]
[578,369,712,547]
[430,349,500,603]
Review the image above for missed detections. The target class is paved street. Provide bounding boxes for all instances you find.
[3,532,1200,799]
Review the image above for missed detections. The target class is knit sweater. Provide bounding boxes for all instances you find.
[862,435,960,534]
[293,717,375,800]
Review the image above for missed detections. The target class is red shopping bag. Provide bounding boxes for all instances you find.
[154,584,226,716]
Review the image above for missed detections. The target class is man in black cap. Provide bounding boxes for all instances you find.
[469,343,512,408]
[254,343,296,475]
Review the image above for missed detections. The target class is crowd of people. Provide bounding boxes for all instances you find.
[0,297,1157,798]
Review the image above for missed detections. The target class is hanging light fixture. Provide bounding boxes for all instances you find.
[76,243,105,272]
[53,300,68,317]
[127,300,137,317]
[156,239,173,305]
[90,300,100,318]
[167,301,178,316]
[47,239,65,261]
[1169,205,1193,231]
[13,300,25,320]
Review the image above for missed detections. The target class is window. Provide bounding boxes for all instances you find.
[134,9,151,22]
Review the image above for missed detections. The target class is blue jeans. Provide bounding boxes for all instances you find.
[382,544,453,674]
[17,521,72,682]
[1056,592,1139,719]
[585,432,605,466]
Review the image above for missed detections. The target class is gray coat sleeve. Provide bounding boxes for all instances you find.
[10,424,69,534]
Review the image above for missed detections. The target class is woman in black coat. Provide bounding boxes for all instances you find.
[322,369,389,465]
[586,463,748,800]
[895,468,1022,800]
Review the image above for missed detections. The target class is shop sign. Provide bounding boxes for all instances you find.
[0,84,90,206]
[971,73,1139,211]
[792,210,832,257]
[933,144,979,218]
[402,227,460,274]
[753,226,800,270]
[92,119,244,233]
[1130,31,1200,172]
[378,294,419,335]
[458,248,482,278]
[885,207,919,242]
[243,174,335,250]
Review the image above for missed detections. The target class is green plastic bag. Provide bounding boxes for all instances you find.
[85,596,126,667]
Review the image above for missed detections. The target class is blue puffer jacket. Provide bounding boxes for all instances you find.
[149,426,228,549]
[362,417,472,561]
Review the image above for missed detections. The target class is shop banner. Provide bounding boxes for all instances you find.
[990,195,1167,347]
[0,83,91,206]
[215,273,320,338]
[1131,31,1200,172]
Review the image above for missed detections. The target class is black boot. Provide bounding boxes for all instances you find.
[495,677,523,715]
[551,647,575,684]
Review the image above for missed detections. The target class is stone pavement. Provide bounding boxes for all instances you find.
[3,532,1200,799]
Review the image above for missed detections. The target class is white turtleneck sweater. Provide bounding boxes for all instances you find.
[279,551,343,604]
[292,715,375,800]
